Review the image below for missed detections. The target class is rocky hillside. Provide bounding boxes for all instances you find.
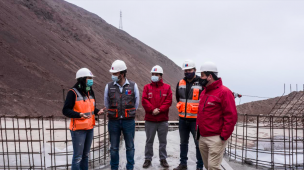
[237,91,304,117]
[0,0,183,119]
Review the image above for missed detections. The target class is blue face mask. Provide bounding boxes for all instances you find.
[87,79,93,87]
[151,76,159,82]
[112,75,120,82]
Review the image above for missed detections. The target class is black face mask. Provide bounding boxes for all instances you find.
[184,72,195,79]
[200,78,209,87]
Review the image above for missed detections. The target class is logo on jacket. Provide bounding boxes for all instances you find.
[207,102,215,105]
[148,92,152,98]
[125,90,132,95]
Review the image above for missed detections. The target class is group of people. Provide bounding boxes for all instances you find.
[62,59,238,170]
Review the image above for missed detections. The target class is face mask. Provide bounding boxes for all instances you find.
[184,72,195,79]
[86,79,93,87]
[112,75,120,82]
[200,78,209,87]
[151,76,159,82]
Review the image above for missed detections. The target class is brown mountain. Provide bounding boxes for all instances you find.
[0,0,183,119]
[237,91,304,117]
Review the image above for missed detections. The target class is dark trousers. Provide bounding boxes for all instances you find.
[179,118,204,168]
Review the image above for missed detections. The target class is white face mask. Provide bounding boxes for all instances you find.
[151,76,159,82]
[112,75,120,82]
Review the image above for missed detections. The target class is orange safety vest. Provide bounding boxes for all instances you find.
[69,88,96,131]
[176,79,203,118]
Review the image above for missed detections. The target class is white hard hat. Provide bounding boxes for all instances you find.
[182,60,196,70]
[198,61,218,73]
[75,68,95,79]
[109,60,127,73]
[151,65,163,74]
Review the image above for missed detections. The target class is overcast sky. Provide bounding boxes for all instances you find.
[65,0,304,104]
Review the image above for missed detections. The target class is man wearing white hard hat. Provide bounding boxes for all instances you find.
[142,65,172,168]
[63,68,105,170]
[104,60,140,170]
[174,60,204,170]
[196,62,237,170]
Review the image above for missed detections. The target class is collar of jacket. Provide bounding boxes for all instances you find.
[205,78,222,92]
[113,78,130,87]
[151,78,164,86]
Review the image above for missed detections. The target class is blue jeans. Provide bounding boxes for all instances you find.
[70,129,94,170]
[179,118,204,168]
[108,119,135,170]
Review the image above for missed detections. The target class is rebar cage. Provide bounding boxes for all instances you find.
[226,114,304,169]
[0,114,109,170]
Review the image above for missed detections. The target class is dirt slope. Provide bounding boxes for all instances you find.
[237,91,304,117]
[0,0,183,119]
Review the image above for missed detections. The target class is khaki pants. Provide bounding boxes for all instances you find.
[199,135,228,170]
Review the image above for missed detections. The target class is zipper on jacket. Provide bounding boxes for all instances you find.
[120,94,123,118]
[185,89,194,118]
[185,81,195,118]
[202,96,209,113]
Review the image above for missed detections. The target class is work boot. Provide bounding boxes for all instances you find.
[173,164,187,170]
[143,159,151,168]
[160,159,169,168]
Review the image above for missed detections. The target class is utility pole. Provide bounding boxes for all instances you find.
[119,10,123,30]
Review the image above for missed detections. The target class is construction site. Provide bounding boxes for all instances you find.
[1,0,303,169]
[1,86,304,169]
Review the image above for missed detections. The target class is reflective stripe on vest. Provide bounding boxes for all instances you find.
[69,88,96,131]
[180,99,200,103]
[176,79,202,118]
[178,112,197,118]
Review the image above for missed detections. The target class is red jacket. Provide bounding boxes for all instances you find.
[142,79,172,122]
[197,78,237,140]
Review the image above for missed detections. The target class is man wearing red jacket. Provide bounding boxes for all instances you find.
[196,62,237,170]
[142,65,173,168]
